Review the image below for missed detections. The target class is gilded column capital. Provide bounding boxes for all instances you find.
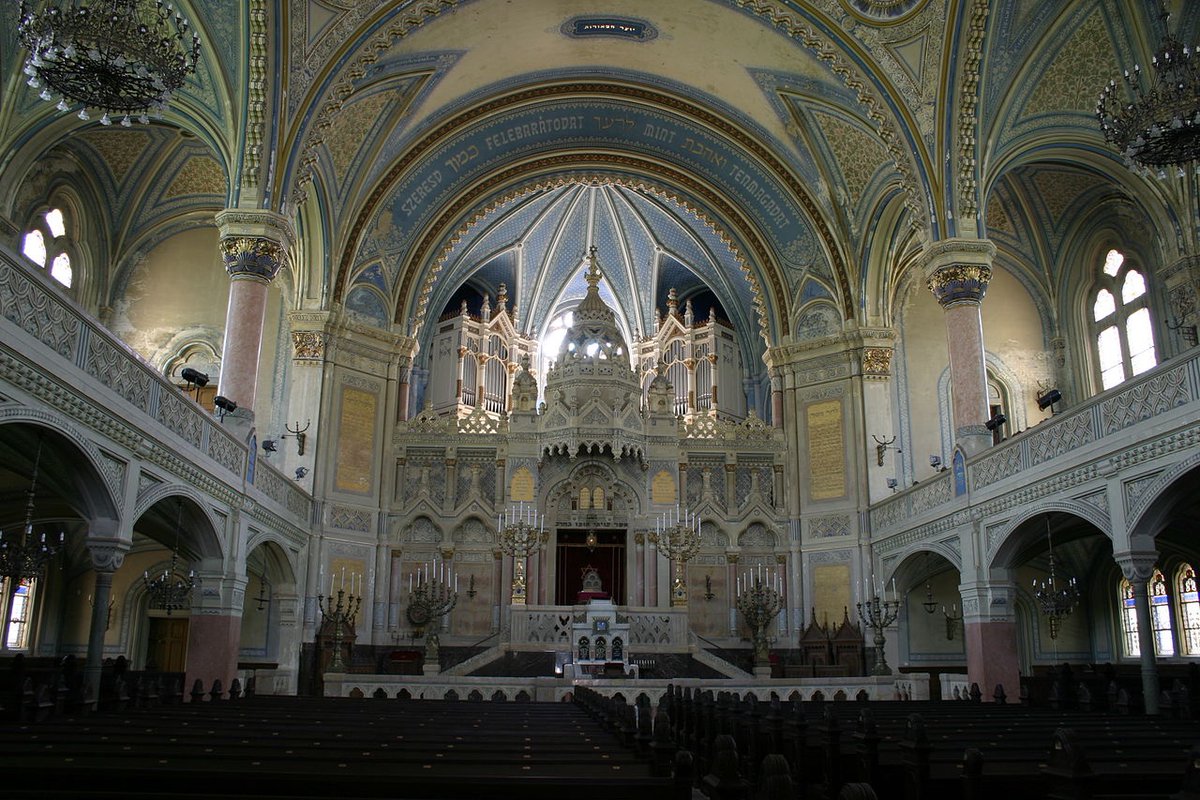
[216,209,293,282]
[291,330,328,361]
[861,346,894,379]
[921,238,996,307]
[927,265,992,306]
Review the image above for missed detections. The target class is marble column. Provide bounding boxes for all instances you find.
[924,239,995,457]
[1116,550,1161,714]
[84,536,129,707]
[960,579,1020,702]
[215,210,292,419]
[634,532,646,605]
[185,567,247,700]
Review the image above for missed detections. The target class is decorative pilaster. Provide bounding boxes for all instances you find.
[215,209,293,418]
[924,239,995,456]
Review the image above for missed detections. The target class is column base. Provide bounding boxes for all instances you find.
[753,665,772,679]
[422,663,441,676]
[964,619,1020,702]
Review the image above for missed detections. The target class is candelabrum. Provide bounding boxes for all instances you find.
[735,568,786,671]
[649,505,701,606]
[318,580,362,673]
[498,502,547,605]
[1034,555,1080,640]
[0,439,64,583]
[407,559,458,672]
[857,589,901,676]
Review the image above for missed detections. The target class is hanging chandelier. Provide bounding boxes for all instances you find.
[1097,7,1200,176]
[17,0,201,126]
[143,501,195,615]
[0,439,65,582]
[1032,523,1080,640]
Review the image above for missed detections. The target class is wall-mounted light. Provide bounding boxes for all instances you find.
[943,603,963,640]
[984,412,1007,432]
[872,434,900,466]
[283,420,311,455]
[294,466,308,481]
[886,477,898,492]
[261,439,277,454]
[929,455,946,472]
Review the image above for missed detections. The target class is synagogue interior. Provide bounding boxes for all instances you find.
[3,0,1200,750]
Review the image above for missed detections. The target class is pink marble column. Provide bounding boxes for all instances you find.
[215,211,290,415]
[925,240,995,456]
[964,620,1020,702]
[219,276,270,409]
[185,614,242,699]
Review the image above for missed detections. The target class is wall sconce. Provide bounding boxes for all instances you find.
[283,420,311,455]
[1037,388,1062,412]
[1166,314,1198,348]
[213,395,237,421]
[872,434,900,466]
[985,412,1007,431]
[88,592,115,631]
[943,603,962,640]
[180,367,208,402]
[704,574,715,601]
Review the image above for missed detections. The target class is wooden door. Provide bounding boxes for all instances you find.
[146,617,189,672]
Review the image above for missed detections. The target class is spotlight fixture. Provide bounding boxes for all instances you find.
[17,0,202,124]
[929,455,943,471]
[1036,388,1062,411]
[180,367,208,387]
[213,395,237,421]
[179,367,209,402]
[886,477,898,491]
[1097,4,1200,173]
[294,466,308,480]
[261,439,277,453]
[984,413,1007,432]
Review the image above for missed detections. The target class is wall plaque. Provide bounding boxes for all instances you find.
[651,469,676,504]
[510,466,534,502]
[335,385,377,494]
[807,399,845,500]
[812,563,851,627]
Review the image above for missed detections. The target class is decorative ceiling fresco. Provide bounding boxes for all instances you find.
[0,0,1196,349]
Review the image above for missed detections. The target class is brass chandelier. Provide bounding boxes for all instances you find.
[1097,7,1200,175]
[18,0,201,125]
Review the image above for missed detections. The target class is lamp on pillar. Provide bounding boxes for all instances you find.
[0,438,65,584]
[1033,522,1080,640]
[179,367,209,402]
[142,501,196,616]
[498,502,547,605]
[649,504,701,606]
